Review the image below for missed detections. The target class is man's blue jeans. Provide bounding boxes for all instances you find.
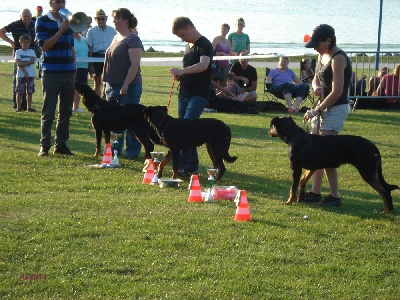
[274,82,306,98]
[178,96,208,172]
[105,82,142,158]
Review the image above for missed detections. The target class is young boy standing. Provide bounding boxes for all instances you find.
[14,34,36,112]
[228,18,250,64]
[169,16,213,176]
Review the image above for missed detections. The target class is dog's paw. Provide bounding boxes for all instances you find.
[282,200,293,205]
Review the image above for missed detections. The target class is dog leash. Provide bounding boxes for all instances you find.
[114,94,124,103]
[166,78,176,113]
[302,92,323,133]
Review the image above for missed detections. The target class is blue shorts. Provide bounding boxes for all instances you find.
[16,77,35,94]
[319,104,349,132]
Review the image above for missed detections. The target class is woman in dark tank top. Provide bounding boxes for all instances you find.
[302,24,352,206]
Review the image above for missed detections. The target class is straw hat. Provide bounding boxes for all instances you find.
[95,9,107,18]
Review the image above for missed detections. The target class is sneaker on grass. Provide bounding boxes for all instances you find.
[303,191,322,202]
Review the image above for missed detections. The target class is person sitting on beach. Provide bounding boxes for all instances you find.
[300,57,314,86]
[206,80,258,114]
[229,52,258,103]
[349,71,366,97]
[368,66,388,96]
[216,74,249,101]
[349,70,358,96]
[376,64,400,109]
[211,23,232,85]
[265,56,306,113]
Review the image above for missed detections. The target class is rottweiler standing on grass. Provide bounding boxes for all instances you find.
[269,116,398,213]
[75,82,159,159]
[143,106,237,181]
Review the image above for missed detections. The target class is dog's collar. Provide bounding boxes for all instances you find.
[148,117,166,143]
[149,116,166,130]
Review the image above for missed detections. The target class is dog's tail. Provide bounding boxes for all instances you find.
[378,160,399,191]
[224,153,238,163]
[388,184,400,191]
[384,182,400,192]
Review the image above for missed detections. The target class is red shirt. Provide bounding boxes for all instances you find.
[381,74,399,103]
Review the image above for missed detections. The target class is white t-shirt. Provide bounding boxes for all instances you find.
[15,49,36,78]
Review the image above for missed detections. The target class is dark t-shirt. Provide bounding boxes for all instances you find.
[316,49,352,106]
[179,36,213,99]
[230,62,258,88]
[103,33,143,85]
[4,20,35,54]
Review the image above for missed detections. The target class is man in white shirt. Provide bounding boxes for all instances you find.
[86,9,116,96]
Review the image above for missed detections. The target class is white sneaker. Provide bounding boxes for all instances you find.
[75,107,84,112]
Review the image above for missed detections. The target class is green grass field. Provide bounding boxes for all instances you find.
[0,60,399,299]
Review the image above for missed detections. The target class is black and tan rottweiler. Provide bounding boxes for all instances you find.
[269,116,398,213]
[143,106,237,181]
[75,82,159,159]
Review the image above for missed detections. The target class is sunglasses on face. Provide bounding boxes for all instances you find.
[52,0,66,3]
[96,17,106,21]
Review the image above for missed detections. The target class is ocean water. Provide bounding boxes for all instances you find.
[1,0,399,56]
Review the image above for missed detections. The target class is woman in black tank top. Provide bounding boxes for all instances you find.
[301,24,352,206]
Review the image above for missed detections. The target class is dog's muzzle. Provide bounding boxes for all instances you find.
[268,125,279,137]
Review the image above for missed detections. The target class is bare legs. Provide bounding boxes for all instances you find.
[310,129,340,198]
[284,93,303,111]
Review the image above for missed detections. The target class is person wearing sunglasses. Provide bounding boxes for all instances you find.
[86,9,116,97]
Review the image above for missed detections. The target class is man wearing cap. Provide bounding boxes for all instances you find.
[86,9,116,96]
[32,6,43,21]
[36,0,76,156]
[0,8,35,110]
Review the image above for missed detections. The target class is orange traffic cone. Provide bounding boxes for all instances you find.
[142,159,154,184]
[234,190,251,221]
[142,158,151,172]
[101,143,113,164]
[187,174,203,203]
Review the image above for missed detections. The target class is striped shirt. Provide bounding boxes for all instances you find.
[35,13,75,72]
[4,20,35,54]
